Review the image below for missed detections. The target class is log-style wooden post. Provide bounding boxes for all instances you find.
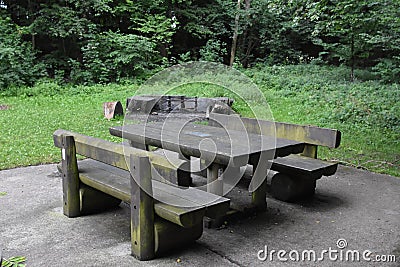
[204,162,224,228]
[250,154,268,211]
[130,155,155,260]
[207,163,223,196]
[61,135,80,217]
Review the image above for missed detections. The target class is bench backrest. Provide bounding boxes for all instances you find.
[53,129,190,184]
[209,113,341,148]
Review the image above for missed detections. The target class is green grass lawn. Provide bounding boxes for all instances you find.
[0,64,399,176]
[0,83,134,169]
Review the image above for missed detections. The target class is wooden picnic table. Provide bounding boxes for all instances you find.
[110,121,305,209]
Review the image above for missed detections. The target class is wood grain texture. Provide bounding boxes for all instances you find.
[271,154,338,178]
[110,122,305,166]
[77,159,229,227]
[209,113,341,148]
[130,155,155,260]
[54,129,190,185]
[61,135,80,217]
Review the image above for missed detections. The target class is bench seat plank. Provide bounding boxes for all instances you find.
[76,159,229,228]
[271,155,338,179]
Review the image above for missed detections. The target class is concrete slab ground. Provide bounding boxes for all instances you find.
[0,164,399,266]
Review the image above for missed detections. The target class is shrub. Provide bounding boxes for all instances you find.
[199,39,227,63]
[0,15,45,89]
[372,58,400,84]
[79,31,159,84]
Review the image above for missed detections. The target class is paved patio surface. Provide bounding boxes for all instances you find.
[0,164,399,266]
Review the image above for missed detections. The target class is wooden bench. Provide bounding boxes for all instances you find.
[53,129,230,260]
[208,113,341,202]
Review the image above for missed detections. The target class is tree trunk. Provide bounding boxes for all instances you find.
[240,0,252,67]
[350,32,355,82]
[229,0,242,67]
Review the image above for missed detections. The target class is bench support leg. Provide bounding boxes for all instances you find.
[130,155,155,261]
[79,185,121,214]
[270,173,316,202]
[61,135,80,218]
[154,219,203,254]
[301,144,318,158]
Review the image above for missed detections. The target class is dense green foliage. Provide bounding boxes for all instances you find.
[0,65,398,176]
[1,0,399,87]
[0,15,45,88]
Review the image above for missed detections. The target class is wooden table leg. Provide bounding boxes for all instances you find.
[221,165,241,192]
[250,157,268,211]
[252,180,267,211]
[207,162,223,196]
[205,162,224,228]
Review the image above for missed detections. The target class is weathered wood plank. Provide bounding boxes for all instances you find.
[209,113,341,148]
[153,149,192,186]
[54,129,190,185]
[154,219,203,255]
[78,160,132,202]
[130,155,155,261]
[110,124,249,167]
[76,159,229,227]
[61,135,80,217]
[271,155,338,178]
[110,122,304,166]
[152,180,229,220]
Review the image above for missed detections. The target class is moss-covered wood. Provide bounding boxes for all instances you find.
[53,129,231,260]
[79,185,121,214]
[67,158,230,228]
[271,154,338,179]
[270,173,316,202]
[54,129,190,185]
[130,155,155,261]
[154,218,203,255]
[209,113,341,149]
[208,113,341,202]
[250,156,268,211]
[110,123,303,167]
[61,135,80,217]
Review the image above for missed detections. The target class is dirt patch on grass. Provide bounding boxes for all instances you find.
[0,104,10,110]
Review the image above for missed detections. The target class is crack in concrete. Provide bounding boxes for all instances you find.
[200,243,245,267]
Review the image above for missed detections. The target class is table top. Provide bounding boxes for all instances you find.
[110,121,305,167]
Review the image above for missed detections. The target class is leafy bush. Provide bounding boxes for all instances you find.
[372,58,400,84]
[79,31,159,84]
[0,15,45,89]
[199,39,227,63]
